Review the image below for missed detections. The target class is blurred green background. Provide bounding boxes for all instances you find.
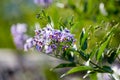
[0,0,120,49]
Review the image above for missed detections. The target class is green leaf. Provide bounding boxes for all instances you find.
[70,22,79,33]
[96,23,118,61]
[67,52,75,62]
[52,62,76,70]
[93,66,113,73]
[101,23,119,44]
[89,46,98,59]
[61,66,92,78]
[83,0,88,12]
[41,9,46,17]
[58,18,65,29]
[68,16,74,27]
[89,72,98,80]
[80,26,92,51]
[70,48,89,61]
[87,0,93,14]
[61,49,74,62]
[80,28,88,50]
[102,66,113,73]
[107,49,116,64]
[47,16,51,23]
[97,35,112,61]
[78,50,89,61]
[68,0,76,10]
[116,44,120,57]
[59,26,64,31]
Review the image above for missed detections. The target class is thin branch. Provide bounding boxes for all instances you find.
[117,56,120,63]
[89,60,102,69]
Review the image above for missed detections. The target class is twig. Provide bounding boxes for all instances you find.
[117,56,120,63]
[89,60,102,69]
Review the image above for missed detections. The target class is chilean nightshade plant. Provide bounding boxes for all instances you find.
[12,10,120,80]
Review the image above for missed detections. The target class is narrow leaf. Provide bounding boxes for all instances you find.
[52,63,76,70]
[89,46,98,59]
[97,35,112,61]
[68,16,74,27]
[107,49,116,64]
[80,28,87,50]
[77,50,89,61]
[70,22,78,33]
[116,44,120,56]
[42,9,46,17]
[47,16,51,23]
[80,27,91,51]
[89,72,98,80]
[102,66,113,73]
[101,23,119,44]
[61,66,92,77]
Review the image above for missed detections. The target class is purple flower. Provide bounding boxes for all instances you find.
[62,45,69,50]
[11,23,27,35]
[24,24,75,54]
[36,45,42,51]
[64,28,70,33]
[51,44,57,49]
[60,29,74,43]
[34,0,53,7]
[45,45,53,53]
[11,23,28,50]
[24,38,34,51]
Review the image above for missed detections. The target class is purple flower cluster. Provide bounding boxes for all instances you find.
[34,0,53,7]
[11,23,29,50]
[24,24,75,54]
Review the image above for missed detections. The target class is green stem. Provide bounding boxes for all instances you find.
[89,61,102,69]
